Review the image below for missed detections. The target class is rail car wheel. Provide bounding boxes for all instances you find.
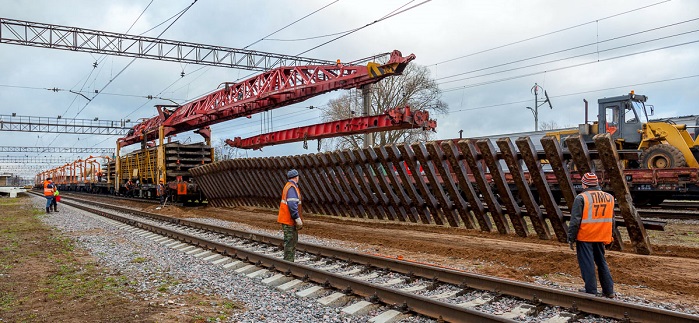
[648,197,665,206]
[633,196,650,207]
[639,144,687,169]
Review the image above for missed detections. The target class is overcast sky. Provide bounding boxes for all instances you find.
[1,0,698,177]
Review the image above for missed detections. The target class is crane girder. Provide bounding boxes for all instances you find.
[118,50,416,148]
[225,106,437,150]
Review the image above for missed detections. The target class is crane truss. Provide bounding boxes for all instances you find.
[0,146,114,154]
[0,157,76,164]
[0,115,137,135]
[119,50,416,147]
[226,106,437,150]
[0,17,336,71]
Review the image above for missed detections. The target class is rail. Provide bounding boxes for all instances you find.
[41,192,699,323]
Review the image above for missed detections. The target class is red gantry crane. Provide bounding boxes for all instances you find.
[115,50,435,190]
[118,50,417,148]
[226,106,436,150]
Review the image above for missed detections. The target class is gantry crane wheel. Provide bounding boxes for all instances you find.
[639,144,688,169]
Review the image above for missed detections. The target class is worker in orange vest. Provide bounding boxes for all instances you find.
[277,169,303,262]
[156,179,166,206]
[43,177,56,213]
[568,172,615,298]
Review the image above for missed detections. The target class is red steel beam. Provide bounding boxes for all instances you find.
[225,106,436,150]
[118,50,416,148]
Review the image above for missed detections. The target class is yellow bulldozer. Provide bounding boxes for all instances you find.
[548,92,699,169]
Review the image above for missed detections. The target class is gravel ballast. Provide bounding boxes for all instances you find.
[34,197,438,323]
[34,195,698,322]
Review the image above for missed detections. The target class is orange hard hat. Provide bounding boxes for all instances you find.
[159,179,164,183]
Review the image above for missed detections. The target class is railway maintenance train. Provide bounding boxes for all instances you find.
[34,52,699,208]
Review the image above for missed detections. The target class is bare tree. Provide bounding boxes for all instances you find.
[321,63,447,150]
[213,138,246,161]
[539,120,560,131]
[540,120,574,131]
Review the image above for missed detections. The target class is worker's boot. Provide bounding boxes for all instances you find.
[45,207,50,213]
[53,205,58,212]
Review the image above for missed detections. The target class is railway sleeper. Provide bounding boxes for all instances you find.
[43,193,698,323]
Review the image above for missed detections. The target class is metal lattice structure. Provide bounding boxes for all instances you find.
[0,146,114,154]
[119,50,416,147]
[0,17,337,71]
[226,106,436,150]
[0,115,137,135]
[0,157,77,164]
[0,165,50,172]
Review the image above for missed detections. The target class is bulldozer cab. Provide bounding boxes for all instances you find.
[597,93,648,148]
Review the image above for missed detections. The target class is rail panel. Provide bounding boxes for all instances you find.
[192,136,653,254]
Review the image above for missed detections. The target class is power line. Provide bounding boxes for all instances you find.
[445,74,699,115]
[121,0,344,124]
[297,0,431,56]
[266,0,411,43]
[61,0,154,119]
[214,0,427,105]
[439,29,699,86]
[439,38,699,93]
[71,0,199,120]
[127,0,155,34]
[436,17,699,82]
[0,84,185,102]
[244,0,340,49]
[39,1,159,154]
[134,0,342,119]
[56,0,199,153]
[430,0,672,66]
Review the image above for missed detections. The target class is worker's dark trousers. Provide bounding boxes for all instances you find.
[281,224,298,262]
[576,241,614,295]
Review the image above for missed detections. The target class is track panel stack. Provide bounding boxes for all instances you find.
[190,135,653,254]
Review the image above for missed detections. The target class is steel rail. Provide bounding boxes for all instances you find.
[58,191,185,207]
[48,193,699,323]
[50,194,510,323]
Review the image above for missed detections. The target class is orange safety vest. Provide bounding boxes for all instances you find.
[277,181,302,226]
[43,181,55,196]
[576,190,614,244]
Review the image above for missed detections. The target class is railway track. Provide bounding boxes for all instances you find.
[54,189,699,222]
[34,192,698,323]
[52,191,185,207]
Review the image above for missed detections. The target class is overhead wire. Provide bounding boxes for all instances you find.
[74,1,199,151]
[95,1,689,151]
[439,28,699,86]
[439,38,699,93]
[99,1,340,148]
[244,0,340,49]
[0,84,186,101]
[296,0,430,56]
[436,17,699,81]
[156,0,343,112]
[71,0,199,120]
[445,74,699,115]
[34,0,157,160]
[429,0,672,66]
[266,0,413,43]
